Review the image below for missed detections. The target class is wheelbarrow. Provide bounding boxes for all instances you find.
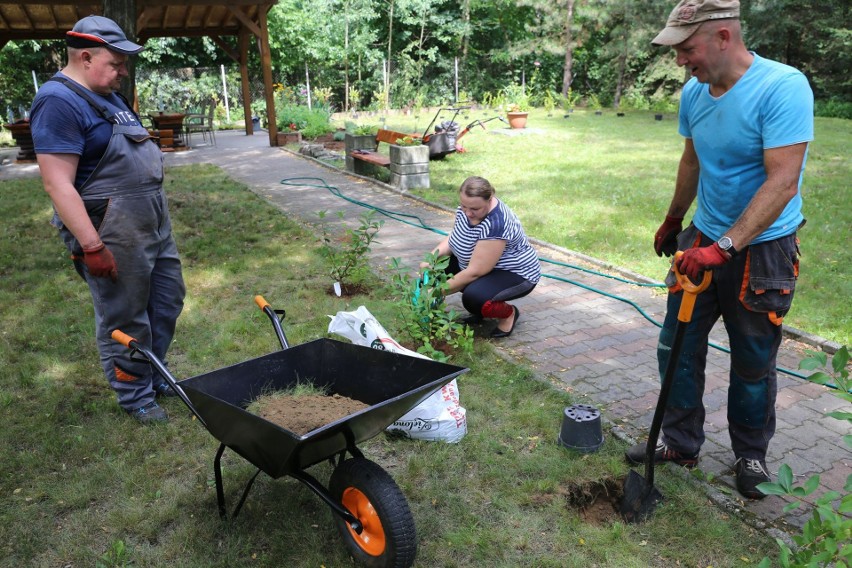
[111,296,468,568]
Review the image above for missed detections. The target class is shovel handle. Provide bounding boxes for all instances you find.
[672,252,712,323]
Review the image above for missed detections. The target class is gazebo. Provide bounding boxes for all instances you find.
[0,1,281,146]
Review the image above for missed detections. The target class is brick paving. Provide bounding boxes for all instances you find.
[4,130,847,533]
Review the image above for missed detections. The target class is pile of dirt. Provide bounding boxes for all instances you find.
[251,392,369,435]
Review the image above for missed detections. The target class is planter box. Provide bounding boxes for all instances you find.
[389,144,429,190]
[276,131,302,145]
[506,112,528,129]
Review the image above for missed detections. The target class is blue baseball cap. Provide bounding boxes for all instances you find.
[66,15,144,55]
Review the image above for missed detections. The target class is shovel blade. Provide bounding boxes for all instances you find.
[619,469,664,523]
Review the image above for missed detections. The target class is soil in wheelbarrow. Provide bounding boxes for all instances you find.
[250,392,370,435]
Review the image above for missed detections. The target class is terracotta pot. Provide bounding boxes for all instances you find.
[276,131,302,145]
[506,111,528,129]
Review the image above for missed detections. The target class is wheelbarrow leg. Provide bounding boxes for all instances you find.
[214,443,262,520]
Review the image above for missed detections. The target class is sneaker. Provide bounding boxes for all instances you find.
[154,382,177,398]
[734,458,770,500]
[127,401,168,424]
[625,440,699,468]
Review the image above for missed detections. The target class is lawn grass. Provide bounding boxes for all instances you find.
[0,165,781,567]
[344,108,850,346]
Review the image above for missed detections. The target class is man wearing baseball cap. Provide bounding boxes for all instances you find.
[625,0,814,500]
[30,15,185,424]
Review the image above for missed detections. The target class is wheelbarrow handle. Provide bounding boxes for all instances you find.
[672,252,712,324]
[254,295,290,350]
[110,329,207,427]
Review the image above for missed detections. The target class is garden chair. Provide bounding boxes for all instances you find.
[184,102,216,147]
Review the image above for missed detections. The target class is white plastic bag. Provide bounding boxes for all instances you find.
[327,306,467,443]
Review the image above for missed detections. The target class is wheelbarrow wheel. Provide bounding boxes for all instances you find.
[329,457,416,568]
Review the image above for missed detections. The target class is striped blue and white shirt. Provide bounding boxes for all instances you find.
[448,199,541,283]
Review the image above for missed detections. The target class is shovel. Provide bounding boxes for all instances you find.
[620,253,712,523]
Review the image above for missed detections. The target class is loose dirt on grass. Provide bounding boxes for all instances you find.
[251,392,370,435]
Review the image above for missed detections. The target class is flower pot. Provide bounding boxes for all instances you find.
[276,131,302,146]
[655,114,664,121]
[3,120,36,162]
[558,404,604,453]
[506,111,528,129]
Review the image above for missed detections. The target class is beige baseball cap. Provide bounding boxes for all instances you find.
[652,0,740,46]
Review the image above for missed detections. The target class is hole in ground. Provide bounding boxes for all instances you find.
[563,476,625,525]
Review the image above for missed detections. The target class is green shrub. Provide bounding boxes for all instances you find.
[276,104,334,139]
[757,346,851,568]
[815,99,852,120]
[389,253,474,362]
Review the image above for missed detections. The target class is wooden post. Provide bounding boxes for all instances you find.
[239,29,252,135]
[257,8,276,145]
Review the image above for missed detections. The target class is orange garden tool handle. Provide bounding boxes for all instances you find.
[254,295,270,311]
[672,251,712,323]
[111,329,138,348]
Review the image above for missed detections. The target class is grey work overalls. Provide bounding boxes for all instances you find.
[51,78,186,411]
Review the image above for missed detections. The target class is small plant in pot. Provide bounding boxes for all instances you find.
[501,84,531,129]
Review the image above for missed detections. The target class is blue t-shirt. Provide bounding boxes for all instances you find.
[678,53,814,243]
[30,72,143,189]
[448,199,541,283]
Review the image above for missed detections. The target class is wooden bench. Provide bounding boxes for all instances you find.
[348,129,416,171]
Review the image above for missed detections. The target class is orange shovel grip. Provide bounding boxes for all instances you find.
[254,295,270,311]
[672,252,712,323]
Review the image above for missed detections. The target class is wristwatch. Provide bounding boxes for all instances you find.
[717,235,738,257]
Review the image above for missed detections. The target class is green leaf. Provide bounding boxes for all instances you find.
[827,411,852,421]
[778,463,794,491]
[757,481,788,496]
[831,346,849,374]
[802,474,821,495]
[807,371,833,386]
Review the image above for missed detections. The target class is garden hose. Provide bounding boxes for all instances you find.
[280,176,816,383]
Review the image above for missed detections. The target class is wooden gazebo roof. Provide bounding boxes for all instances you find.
[0,1,281,144]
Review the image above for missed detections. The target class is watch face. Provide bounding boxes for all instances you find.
[718,236,733,250]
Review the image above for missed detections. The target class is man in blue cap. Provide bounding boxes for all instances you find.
[30,15,185,424]
[625,0,813,500]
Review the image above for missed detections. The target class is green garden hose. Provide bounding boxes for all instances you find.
[280,176,815,383]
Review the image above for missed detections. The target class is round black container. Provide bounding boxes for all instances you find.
[558,404,604,453]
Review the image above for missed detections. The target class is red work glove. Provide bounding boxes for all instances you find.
[654,215,683,257]
[82,241,118,281]
[675,243,730,280]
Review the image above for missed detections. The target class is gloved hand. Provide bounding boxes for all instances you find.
[675,243,730,280]
[654,215,683,257]
[82,241,118,281]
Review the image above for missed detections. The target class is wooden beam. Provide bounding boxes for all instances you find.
[226,5,260,37]
[211,35,239,63]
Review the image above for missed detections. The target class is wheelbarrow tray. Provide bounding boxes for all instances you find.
[177,338,466,479]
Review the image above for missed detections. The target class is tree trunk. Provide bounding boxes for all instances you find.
[613,31,628,108]
[344,2,350,111]
[104,0,137,105]
[386,0,394,110]
[561,0,576,96]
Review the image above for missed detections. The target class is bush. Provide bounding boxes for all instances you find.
[815,99,852,120]
[276,104,334,139]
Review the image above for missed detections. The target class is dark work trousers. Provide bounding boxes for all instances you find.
[445,255,536,317]
[62,121,185,412]
[659,224,799,461]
